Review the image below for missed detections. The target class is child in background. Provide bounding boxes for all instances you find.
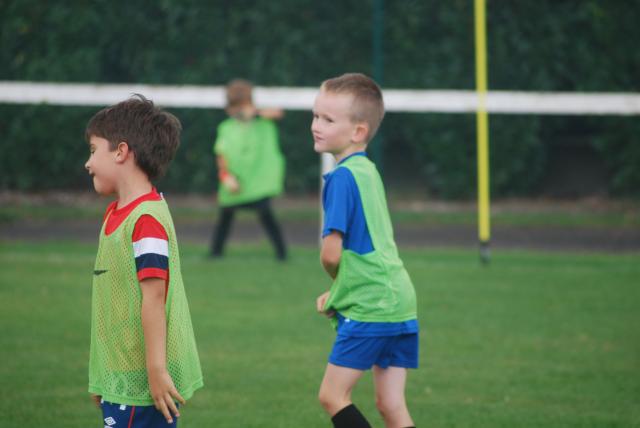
[210,79,287,260]
[312,73,419,428]
[84,95,203,427]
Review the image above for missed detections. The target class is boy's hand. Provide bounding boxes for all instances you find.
[148,368,186,424]
[90,394,102,408]
[216,155,240,193]
[223,174,240,193]
[316,291,335,318]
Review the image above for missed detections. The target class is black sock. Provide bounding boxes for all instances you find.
[331,404,371,428]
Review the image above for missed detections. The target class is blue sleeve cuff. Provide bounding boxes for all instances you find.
[322,227,345,238]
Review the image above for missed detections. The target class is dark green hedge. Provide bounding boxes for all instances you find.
[1,1,638,197]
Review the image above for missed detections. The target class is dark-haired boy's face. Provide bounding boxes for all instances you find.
[311,90,360,157]
[85,136,119,196]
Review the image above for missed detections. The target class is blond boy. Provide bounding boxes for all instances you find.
[312,73,419,428]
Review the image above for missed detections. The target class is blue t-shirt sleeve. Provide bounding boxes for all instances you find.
[322,168,355,238]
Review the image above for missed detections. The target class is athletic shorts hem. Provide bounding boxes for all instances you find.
[328,357,371,371]
[376,359,419,370]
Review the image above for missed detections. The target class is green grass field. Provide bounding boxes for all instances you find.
[1,241,639,427]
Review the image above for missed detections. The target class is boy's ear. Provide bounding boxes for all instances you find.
[352,122,370,144]
[114,141,131,163]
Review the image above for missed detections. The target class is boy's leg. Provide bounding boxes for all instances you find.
[373,366,414,428]
[254,198,287,260]
[210,206,235,257]
[319,363,371,428]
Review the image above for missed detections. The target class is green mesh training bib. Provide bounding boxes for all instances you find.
[88,199,203,406]
[323,155,417,324]
[214,117,285,206]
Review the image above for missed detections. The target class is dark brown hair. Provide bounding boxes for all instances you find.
[225,79,253,115]
[321,73,385,142]
[85,94,181,181]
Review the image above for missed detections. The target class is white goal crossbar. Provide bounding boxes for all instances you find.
[1,81,640,115]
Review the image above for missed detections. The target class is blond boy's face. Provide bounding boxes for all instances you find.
[84,135,119,196]
[311,90,364,157]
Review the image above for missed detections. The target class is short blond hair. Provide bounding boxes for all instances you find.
[225,79,253,115]
[321,73,385,142]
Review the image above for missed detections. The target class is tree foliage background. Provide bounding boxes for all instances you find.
[1,0,638,198]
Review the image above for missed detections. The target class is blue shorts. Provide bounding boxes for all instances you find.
[101,400,178,428]
[329,333,419,371]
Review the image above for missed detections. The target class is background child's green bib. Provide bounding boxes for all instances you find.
[214,117,285,206]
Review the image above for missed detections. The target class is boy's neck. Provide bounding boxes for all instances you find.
[115,169,154,209]
[334,144,367,163]
[233,104,257,121]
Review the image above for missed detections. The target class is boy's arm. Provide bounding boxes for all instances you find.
[317,231,343,317]
[258,108,284,120]
[216,155,240,193]
[140,278,185,424]
[320,231,343,279]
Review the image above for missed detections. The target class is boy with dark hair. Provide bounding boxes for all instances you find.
[210,78,288,260]
[85,95,203,427]
[312,73,419,428]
